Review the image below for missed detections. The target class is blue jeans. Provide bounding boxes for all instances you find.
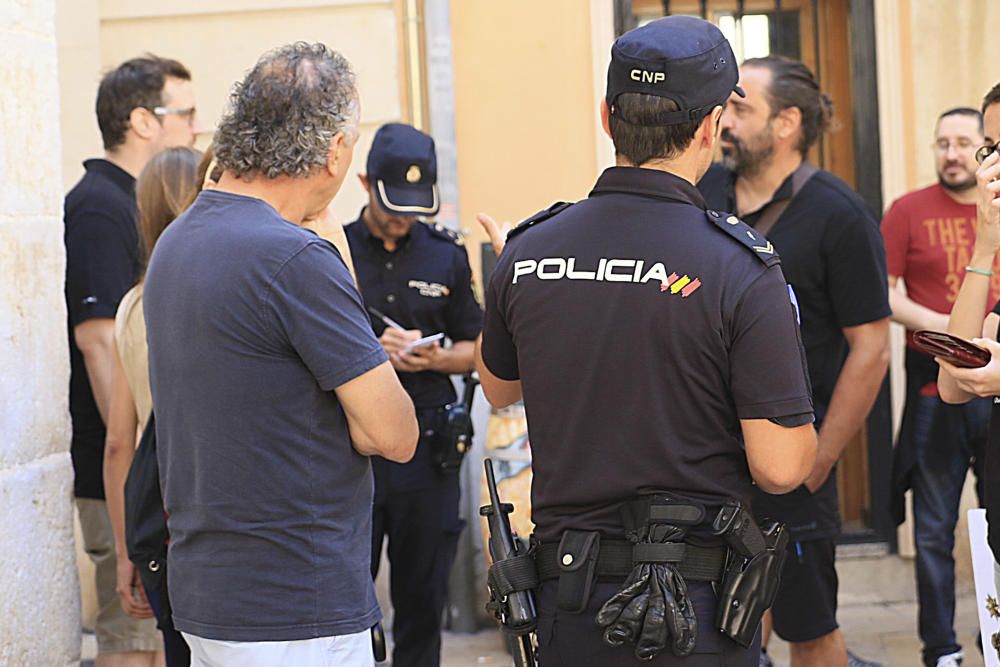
[909,394,988,666]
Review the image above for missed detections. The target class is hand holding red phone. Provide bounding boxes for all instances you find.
[935,336,1000,398]
[912,330,991,368]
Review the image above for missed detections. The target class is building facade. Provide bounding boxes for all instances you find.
[2,0,996,659]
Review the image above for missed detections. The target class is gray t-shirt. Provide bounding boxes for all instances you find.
[144,190,388,641]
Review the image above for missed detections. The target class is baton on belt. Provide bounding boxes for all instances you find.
[481,458,537,667]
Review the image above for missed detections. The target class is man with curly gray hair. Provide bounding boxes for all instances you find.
[212,42,360,181]
[143,42,418,667]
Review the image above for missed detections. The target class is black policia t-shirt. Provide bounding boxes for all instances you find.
[344,215,483,409]
[699,164,890,540]
[482,167,814,543]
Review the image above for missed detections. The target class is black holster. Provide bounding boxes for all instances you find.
[433,402,472,471]
[486,550,539,636]
[433,374,479,471]
[712,500,789,647]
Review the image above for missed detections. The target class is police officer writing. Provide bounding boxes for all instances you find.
[476,17,817,666]
[344,123,483,667]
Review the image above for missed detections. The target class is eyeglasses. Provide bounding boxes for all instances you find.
[976,143,998,165]
[933,138,977,153]
[151,106,197,125]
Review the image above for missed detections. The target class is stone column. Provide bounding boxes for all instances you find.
[0,0,81,665]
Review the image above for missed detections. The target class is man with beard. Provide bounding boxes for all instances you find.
[698,55,890,667]
[882,107,992,667]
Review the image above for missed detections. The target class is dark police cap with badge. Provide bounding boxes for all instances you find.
[367,123,440,216]
[606,15,745,126]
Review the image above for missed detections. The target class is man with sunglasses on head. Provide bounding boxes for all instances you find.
[882,107,991,667]
[64,54,200,667]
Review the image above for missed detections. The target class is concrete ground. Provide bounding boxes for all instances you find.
[80,553,985,667]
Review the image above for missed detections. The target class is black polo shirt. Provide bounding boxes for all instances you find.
[699,163,890,540]
[64,158,141,499]
[481,167,814,543]
[344,212,483,409]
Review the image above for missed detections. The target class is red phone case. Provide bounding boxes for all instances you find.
[912,330,990,368]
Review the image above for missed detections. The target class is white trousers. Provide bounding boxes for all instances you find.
[182,629,374,667]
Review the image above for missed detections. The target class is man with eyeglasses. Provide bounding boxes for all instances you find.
[882,107,991,667]
[64,54,199,667]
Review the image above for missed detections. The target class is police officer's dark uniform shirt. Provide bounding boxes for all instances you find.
[481,167,814,544]
[699,163,890,540]
[344,212,483,409]
[64,159,141,499]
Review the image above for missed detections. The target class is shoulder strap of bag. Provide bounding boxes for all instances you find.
[752,161,818,237]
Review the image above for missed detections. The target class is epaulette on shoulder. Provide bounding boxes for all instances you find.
[705,209,781,267]
[507,201,573,240]
[426,221,465,246]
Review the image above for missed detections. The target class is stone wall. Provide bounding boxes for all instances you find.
[0,0,81,664]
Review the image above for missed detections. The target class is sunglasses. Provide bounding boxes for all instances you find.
[976,143,998,165]
[150,105,198,126]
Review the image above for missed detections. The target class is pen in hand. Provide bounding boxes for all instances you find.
[367,306,406,331]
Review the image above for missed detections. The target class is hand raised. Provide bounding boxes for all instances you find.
[477,213,512,257]
[974,151,1000,255]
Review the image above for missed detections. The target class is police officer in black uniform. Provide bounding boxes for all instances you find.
[476,17,818,666]
[345,123,483,667]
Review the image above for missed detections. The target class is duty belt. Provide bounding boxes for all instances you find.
[535,539,727,583]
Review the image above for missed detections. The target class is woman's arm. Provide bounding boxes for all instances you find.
[102,347,153,618]
[938,151,1000,403]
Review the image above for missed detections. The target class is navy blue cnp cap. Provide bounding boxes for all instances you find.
[606,16,745,126]
[366,123,439,216]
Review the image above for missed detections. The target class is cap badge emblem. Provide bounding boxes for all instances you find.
[406,165,422,183]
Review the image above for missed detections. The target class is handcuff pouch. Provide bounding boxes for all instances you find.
[556,530,601,613]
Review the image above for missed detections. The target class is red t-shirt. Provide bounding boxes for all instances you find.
[882,184,1000,392]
